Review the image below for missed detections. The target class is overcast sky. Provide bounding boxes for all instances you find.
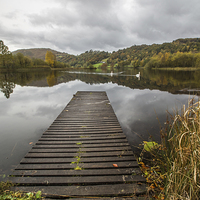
[1,0,200,55]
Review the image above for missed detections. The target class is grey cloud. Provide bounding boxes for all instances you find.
[1,0,200,54]
[28,0,122,32]
[24,0,131,52]
[130,0,200,42]
[3,11,19,19]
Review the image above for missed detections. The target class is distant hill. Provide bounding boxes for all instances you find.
[12,48,58,60]
[12,48,76,63]
[12,48,110,67]
[12,38,200,68]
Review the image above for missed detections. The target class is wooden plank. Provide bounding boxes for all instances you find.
[35,139,128,145]
[53,121,120,124]
[54,119,120,122]
[9,175,145,185]
[41,133,124,137]
[49,126,121,129]
[25,151,134,158]
[32,143,130,149]
[29,146,131,153]
[39,135,126,140]
[16,161,139,170]
[12,184,147,197]
[47,128,122,132]
[12,168,142,176]
[20,156,136,164]
[43,130,123,134]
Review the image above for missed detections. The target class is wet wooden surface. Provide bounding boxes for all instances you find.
[10,91,146,199]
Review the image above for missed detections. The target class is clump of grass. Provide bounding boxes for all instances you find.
[0,181,13,194]
[0,181,42,199]
[139,98,200,199]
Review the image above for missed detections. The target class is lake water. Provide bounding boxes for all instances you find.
[0,68,199,181]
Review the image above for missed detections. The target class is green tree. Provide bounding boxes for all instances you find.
[16,53,25,67]
[0,40,12,67]
[0,40,10,55]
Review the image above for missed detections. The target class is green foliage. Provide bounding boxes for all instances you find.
[0,41,51,69]
[0,40,11,55]
[145,51,200,69]
[143,141,159,152]
[32,58,47,66]
[68,50,110,68]
[2,38,200,70]
[0,181,42,200]
[0,40,12,68]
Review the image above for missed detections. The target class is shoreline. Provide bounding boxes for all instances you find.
[151,67,200,71]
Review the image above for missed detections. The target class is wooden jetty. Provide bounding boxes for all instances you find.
[10,91,147,199]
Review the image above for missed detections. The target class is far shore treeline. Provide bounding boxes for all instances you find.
[1,38,200,70]
[0,40,69,70]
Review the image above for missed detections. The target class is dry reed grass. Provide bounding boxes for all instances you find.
[165,99,200,199]
[140,98,200,199]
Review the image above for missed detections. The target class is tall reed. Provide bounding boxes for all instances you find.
[141,99,200,199]
[160,99,200,199]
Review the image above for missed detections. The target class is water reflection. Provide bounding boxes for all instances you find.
[0,81,15,98]
[1,68,200,97]
[0,68,199,180]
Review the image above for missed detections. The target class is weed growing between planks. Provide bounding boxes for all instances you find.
[71,142,84,170]
[138,98,200,199]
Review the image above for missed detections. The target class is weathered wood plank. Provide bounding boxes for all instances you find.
[53,121,120,124]
[25,151,134,158]
[43,130,123,134]
[29,146,131,153]
[46,128,122,132]
[54,119,119,122]
[12,184,147,197]
[20,156,136,164]
[41,133,124,137]
[12,168,142,176]
[36,139,128,145]
[16,161,139,170]
[39,135,126,140]
[32,143,130,149]
[10,175,146,185]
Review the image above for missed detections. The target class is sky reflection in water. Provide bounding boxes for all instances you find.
[0,71,193,180]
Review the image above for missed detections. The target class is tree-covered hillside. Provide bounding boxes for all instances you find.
[12,48,75,62]
[108,38,200,68]
[11,38,200,69]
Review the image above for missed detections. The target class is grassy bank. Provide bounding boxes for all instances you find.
[139,99,200,199]
[152,67,200,71]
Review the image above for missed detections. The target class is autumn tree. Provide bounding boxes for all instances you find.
[45,51,57,67]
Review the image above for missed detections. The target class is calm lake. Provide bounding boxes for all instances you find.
[0,67,200,181]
